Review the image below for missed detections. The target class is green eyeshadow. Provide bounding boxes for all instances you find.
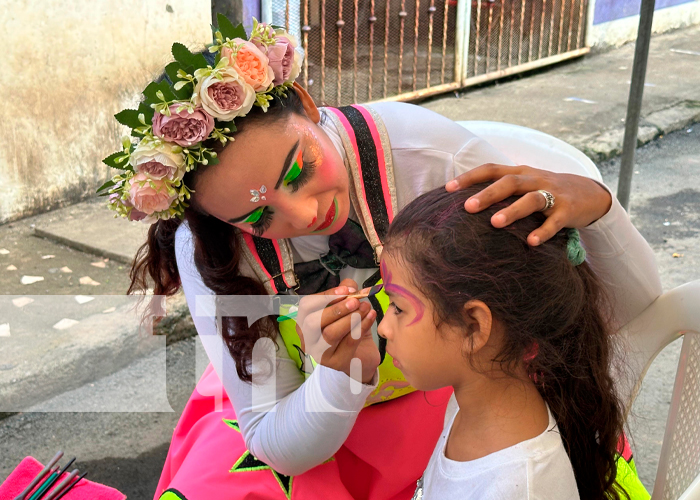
[283,151,304,187]
[243,207,265,224]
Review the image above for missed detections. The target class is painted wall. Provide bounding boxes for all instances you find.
[0,1,212,223]
[587,0,700,47]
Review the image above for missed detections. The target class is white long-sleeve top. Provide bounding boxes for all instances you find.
[174,102,662,476]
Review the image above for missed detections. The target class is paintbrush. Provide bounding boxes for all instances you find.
[27,466,60,500]
[35,459,75,500]
[43,469,79,500]
[277,284,384,322]
[13,451,63,500]
[52,472,87,500]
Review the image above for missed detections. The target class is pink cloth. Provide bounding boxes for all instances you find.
[155,364,453,500]
[0,456,125,500]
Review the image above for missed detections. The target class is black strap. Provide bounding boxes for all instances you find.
[250,236,290,293]
[337,105,391,241]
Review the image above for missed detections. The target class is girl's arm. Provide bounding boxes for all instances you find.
[452,137,662,330]
[175,223,377,476]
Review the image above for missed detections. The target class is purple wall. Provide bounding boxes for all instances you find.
[594,0,696,24]
[242,0,261,31]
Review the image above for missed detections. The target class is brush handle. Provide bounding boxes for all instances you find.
[13,452,63,500]
[52,473,87,500]
[43,470,79,500]
[28,471,59,500]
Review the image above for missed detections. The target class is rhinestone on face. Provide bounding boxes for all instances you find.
[250,185,268,203]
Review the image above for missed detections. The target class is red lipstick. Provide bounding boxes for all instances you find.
[314,198,337,232]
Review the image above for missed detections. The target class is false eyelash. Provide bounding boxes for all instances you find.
[251,207,274,236]
[287,157,317,193]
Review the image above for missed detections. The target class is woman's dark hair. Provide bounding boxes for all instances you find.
[128,81,309,382]
[384,184,627,500]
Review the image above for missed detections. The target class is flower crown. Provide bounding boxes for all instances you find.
[99,15,303,223]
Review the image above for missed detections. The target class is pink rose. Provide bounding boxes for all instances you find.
[258,35,300,85]
[129,173,177,215]
[128,208,149,222]
[152,105,215,147]
[222,40,274,92]
[195,68,256,121]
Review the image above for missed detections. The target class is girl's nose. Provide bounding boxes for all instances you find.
[377,318,390,340]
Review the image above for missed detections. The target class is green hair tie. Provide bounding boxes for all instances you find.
[566,229,587,266]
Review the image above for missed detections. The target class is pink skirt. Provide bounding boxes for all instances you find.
[155,365,452,500]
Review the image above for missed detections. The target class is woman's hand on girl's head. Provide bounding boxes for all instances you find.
[295,279,380,384]
[445,164,613,246]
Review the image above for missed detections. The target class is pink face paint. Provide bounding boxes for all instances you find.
[381,260,425,326]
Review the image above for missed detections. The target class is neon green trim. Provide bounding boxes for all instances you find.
[223,418,240,432]
[159,489,188,500]
[271,471,294,499]
[230,451,270,473]
[614,455,650,499]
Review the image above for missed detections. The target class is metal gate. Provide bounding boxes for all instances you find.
[284,0,465,105]
[271,0,589,105]
[465,0,589,85]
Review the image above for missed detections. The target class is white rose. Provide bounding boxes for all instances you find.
[129,139,186,183]
[194,67,256,121]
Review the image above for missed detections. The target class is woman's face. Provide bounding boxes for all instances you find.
[194,112,349,240]
[377,252,468,392]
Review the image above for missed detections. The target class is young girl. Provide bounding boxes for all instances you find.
[106,16,659,499]
[378,185,630,500]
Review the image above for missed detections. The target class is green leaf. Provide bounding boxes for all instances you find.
[142,81,176,106]
[217,120,237,132]
[207,156,220,167]
[165,61,183,84]
[172,42,195,67]
[103,152,129,169]
[167,63,195,100]
[137,102,155,125]
[217,14,247,40]
[114,109,142,129]
[96,179,116,194]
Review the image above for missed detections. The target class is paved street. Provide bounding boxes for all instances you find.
[0,125,697,498]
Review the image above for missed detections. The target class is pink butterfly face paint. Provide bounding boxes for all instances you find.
[381,260,425,326]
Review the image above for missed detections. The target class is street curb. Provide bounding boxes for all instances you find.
[33,227,135,265]
[569,100,700,163]
[0,294,194,420]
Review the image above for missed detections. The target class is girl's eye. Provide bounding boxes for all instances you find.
[242,207,274,236]
[389,302,403,315]
[283,150,317,193]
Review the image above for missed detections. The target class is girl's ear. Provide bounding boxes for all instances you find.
[461,300,493,355]
[293,82,321,124]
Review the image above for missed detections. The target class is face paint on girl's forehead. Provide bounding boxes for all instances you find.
[381,260,425,326]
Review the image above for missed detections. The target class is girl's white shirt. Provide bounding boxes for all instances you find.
[419,395,579,500]
[174,102,662,476]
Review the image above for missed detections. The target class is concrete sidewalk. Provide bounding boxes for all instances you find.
[423,25,700,161]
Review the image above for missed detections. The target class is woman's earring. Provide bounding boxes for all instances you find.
[250,185,267,203]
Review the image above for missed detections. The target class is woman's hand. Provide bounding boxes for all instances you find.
[295,279,379,384]
[446,164,612,245]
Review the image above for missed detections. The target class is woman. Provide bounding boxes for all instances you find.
[106,18,660,500]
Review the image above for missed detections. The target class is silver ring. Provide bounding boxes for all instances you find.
[537,190,555,211]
